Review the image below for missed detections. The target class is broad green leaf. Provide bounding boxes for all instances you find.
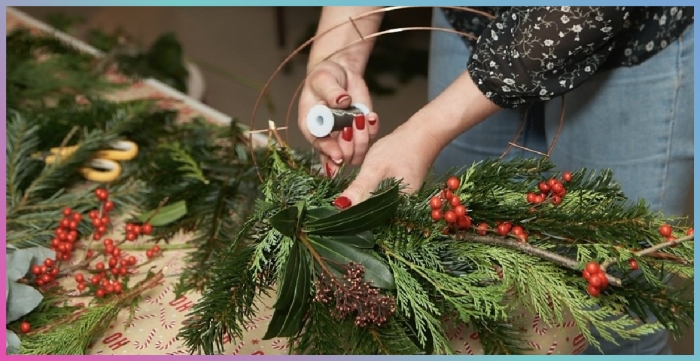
[312,232,375,249]
[263,242,311,339]
[305,207,339,221]
[305,184,400,235]
[268,206,300,239]
[307,235,395,290]
[137,200,187,226]
[7,282,43,323]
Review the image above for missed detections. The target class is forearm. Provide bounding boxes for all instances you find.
[308,6,384,74]
[403,71,501,154]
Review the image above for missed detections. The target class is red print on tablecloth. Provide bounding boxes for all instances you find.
[102,332,130,351]
[252,351,265,355]
[133,328,157,350]
[156,336,178,350]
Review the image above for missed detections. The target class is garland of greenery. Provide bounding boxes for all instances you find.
[5,24,694,356]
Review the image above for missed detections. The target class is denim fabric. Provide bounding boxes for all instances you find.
[427,8,693,355]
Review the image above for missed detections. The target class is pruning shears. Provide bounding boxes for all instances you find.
[32,140,139,183]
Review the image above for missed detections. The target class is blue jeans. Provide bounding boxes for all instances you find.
[428,8,694,355]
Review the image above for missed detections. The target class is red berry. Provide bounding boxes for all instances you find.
[453,205,466,218]
[598,273,609,289]
[515,233,528,242]
[105,244,115,255]
[87,250,95,258]
[133,225,142,235]
[108,257,118,268]
[441,189,453,200]
[31,265,43,275]
[101,216,110,226]
[95,188,109,201]
[20,321,31,333]
[95,289,105,298]
[551,195,562,205]
[125,223,134,233]
[51,238,60,248]
[75,273,85,283]
[68,221,78,230]
[534,194,545,204]
[658,224,672,237]
[72,213,82,222]
[104,239,113,247]
[582,270,591,280]
[120,259,128,267]
[476,223,488,236]
[457,215,472,229]
[127,256,137,265]
[141,223,153,235]
[103,200,115,212]
[446,176,460,191]
[77,282,86,291]
[90,275,100,285]
[444,210,457,223]
[585,262,601,275]
[448,197,460,208]
[431,209,443,222]
[496,223,510,237]
[119,267,128,276]
[112,248,121,257]
[50,267,59,276]
[629,259,639,271]
[95,262,105,271]
[44,258,55,267]
[667,235,678,247]
[93,232,103,241]
[146,250,154,258]
[538,182,550,193]
[551,182,564,195]
[562,171,573,182]
[588,274,604,288]
[114,282,123,293]
[105,284,115,294]
[89,210,99,219]
[587,284,600,297]
[526,192,537,203]
[547,178,558,188]
[511,226,524,236]
[126,232,137,242]
[40,274,51,283]
[429,196,442,210]
[91,218,102,228]
[62,207,73,217]
[60,218,71,229]
[686,228,694,236]
[36,280,45,287]
[152,245,161,253]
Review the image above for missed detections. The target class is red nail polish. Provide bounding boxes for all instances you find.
[325,162,335,177]
[368,116,377,125]
[332,196,352,210]
[336,94,349,105]
[355,114,365,130]
[341,127,353,142]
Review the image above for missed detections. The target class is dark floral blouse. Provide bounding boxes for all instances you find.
[442,6,694,108]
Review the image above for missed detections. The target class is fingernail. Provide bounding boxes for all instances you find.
[325,162,335,177]
[332,196,352,210]
[331,158,343,165]
[341,127,353,142]
[355,114,365,130]
[368,115,377,125]
[336,94,349,105]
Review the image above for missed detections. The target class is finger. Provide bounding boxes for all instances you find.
[307,68,351,108]
[367,112,380,140]
[312,136,345,164]
[337,126,355,164]
[332,164,384,210]
[350,114,370,165]
[319,154,340,178]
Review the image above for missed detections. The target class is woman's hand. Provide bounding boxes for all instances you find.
[331,71,503,209]
[297,59,380,176]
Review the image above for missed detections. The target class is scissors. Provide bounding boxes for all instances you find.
[33,140,139,183]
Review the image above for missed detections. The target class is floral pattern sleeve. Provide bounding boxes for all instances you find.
[467,7,629,108]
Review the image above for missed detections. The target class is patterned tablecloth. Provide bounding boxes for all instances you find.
[6,7,587,355]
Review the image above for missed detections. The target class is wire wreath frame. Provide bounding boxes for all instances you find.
[247,6,567,182]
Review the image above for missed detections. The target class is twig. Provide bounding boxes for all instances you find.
[600,234,694,271]
[455,232,623,287]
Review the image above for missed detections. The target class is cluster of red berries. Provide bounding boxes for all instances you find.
[31,257,60,287]
[89,188,114,241]
[429,176,473,230]
[658,223,693,248]
[582,261,609,297]
[493,221,529,243]
[51,206,82,261]
[123,222,153,242]
[526,171,572,206]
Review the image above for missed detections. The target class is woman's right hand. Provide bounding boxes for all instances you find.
[298,59,380,177]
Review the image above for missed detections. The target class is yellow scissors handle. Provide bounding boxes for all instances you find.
[79,158,122,183]
[95,140,139,161]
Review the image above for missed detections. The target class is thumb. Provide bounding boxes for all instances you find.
[332,167,383,210]
[307,66,351,108]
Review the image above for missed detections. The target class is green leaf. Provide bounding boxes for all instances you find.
[312,232,375,249]
[137,200,187,226]
[304,184,400,235]
[269,206,300,239]
[263,242,311,339]
[6,282,43,323]
[305,207,339,221]
[307,235,395,290]
[6,329,21,354]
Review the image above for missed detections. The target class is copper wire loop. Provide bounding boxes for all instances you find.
[247,6,565,181]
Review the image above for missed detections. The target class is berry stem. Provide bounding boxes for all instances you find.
[453,232,623,287]
[600,234,694,271]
